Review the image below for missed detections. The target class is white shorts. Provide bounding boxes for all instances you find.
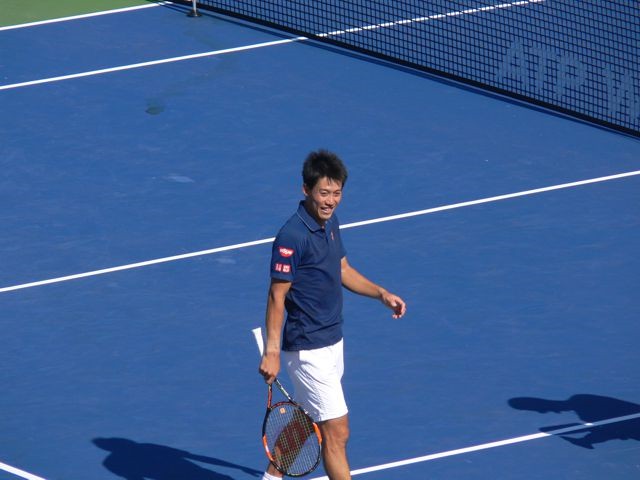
[283,339,348,423]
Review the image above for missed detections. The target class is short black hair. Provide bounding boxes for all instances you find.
[302,149,348,189]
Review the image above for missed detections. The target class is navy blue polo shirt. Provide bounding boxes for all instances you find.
[270,201,347,351]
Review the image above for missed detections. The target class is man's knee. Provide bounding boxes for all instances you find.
[320,415,350,447]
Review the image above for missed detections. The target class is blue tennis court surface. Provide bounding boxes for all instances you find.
[1,3,639,479]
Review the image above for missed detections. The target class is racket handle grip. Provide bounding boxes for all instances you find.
[252,327,265,356]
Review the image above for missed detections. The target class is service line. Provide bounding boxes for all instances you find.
[0,38,307,91]
[0,0,543,90]
[310,411,640,479]
[0,461,47,480]
[1,170,639,294]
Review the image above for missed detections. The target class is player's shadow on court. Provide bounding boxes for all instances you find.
[508,394,640,449]
[93,438,262,480]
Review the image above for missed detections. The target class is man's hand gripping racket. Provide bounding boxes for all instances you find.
[252,327,322,477]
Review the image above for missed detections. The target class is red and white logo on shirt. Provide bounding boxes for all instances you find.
[278,247,294,258]
[274,263,291,273]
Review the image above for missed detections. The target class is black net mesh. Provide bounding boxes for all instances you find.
[186,0,639,136]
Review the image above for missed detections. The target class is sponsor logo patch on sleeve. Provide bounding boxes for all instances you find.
[278,247,294,258]
[274,263,292,274]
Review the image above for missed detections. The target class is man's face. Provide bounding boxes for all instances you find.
[303,176,343,226]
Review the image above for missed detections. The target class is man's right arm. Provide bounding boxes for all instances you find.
[259,278,291,384]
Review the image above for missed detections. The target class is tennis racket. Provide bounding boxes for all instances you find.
[252,327,322,477]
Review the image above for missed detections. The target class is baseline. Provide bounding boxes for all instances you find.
[0,2,169,32]
[1,170,638,294]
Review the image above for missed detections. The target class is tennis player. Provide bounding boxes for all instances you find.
[259,149,406,480]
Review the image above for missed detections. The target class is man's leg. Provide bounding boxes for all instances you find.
[262,463,283,479]
[319,414,351,480]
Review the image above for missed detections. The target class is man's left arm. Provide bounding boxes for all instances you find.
[341,256,406,318]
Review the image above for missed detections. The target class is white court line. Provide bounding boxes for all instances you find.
[340,169,640,230]
[0,0,543,91]
[1,169,639,294]
[309,412,640,479]
[0,461,46,480]
[318,0,544,37]
[0,38,306,91]
[0,2,170,32]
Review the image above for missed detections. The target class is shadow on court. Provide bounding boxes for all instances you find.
[509,394,640,449]
[93,438,262,480]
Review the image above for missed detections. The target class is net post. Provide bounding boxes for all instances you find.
[187,0,201,17]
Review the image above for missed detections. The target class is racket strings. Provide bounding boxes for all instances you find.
[264,403,320,475]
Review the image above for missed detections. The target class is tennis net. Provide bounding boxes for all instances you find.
[185,0,639,137]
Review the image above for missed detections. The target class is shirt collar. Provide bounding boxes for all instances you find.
[296,201,326,232]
